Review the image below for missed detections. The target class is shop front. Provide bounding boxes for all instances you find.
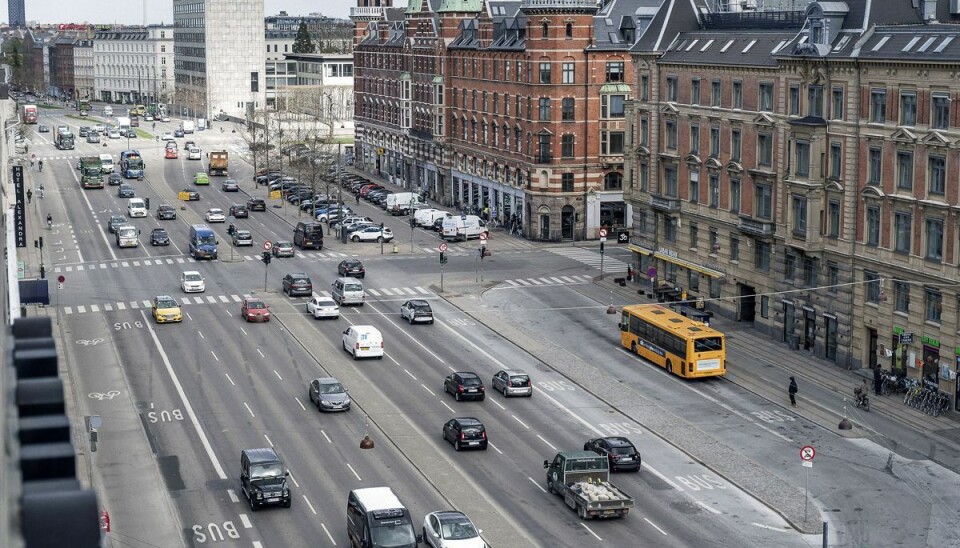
[626,244,725,305]
[583,188,631,240]
[451,169,524,224]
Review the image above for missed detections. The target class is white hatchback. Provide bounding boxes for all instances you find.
[180,271,205,293]
[306,296,339,319]
[205,208,225,223]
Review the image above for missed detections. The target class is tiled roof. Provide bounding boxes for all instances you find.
[633,0,703,53]
[856,25,960,61]
[659,31,797,67]
[591,0,660,51]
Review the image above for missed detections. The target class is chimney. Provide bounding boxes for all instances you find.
[923,0,938,22]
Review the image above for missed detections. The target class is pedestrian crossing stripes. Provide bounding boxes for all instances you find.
[503,275,593,287]
[60,286,434,315]
[53,250,356,273]
[548,247,628,271]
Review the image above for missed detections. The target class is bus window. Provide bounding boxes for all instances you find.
[629,315,641,335]
[694,337,723,353]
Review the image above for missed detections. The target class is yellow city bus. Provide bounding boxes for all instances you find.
[619,304,725,378]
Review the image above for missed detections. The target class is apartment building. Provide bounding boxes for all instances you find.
[93,25,173,105]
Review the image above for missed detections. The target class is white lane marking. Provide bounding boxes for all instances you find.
[206,296,216,304]
[364,302,445,363]
[644,517,668,536]
[141,310,227,478]
[116,302,126,310]
[489,398,505,410]
[420,383,436,396]
[487,441,503,455]
[77,305,87,314]
[227,489,239,503]
[415,286,430,294]
[243,402,255,418]
[512,415,529,429]
[253,542,263,548]
[198,331,204,339]
[641,462,683,491]
[211,351,219,362]
[263,434,274,447]
[90,304,99,312]
[752,522,791,532]
[288,471,300,488]
[527,477,547,493]
[273,370,283,380]
[303,495,317,515]
[321,430,332,444]
[441,401,455,413]
[257,348,265,358]
[536,434,556,450]
[294,397,306,411]
[225,373,235,386]
[70,167,117,261]
[231,294,242,302]
[581,523,603,541]
[697,501,722,515]
[142,300,151,307]
[239,514,252,529]
[63,306,73,315]
[404,369,417,380]
[367,288,381,297]
[346,463,362,482]
[530,389,606,437]
[321,523,336,545]
[688,386,793,443]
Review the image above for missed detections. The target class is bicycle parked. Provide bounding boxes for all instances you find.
[880,371,910,396]
[904,383,950,417]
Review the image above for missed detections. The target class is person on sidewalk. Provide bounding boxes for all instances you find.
[788,377,798,407]
[26,189,32,204]
[873,366,883,396]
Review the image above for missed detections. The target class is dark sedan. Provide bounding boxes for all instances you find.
[282,273,313,297]
[308,377,351,412]
[443,372,485,402]
[150,228,170,246]
[221,179,239,192]
[107,215,125,233]
[108,173,122,186]
[583,437,642,472]
[337,259,365,278]
[156,204,177,220]
[442,417,488,451]
[118,184,135,198]
[228,204,249,218]
[246,198,266,211]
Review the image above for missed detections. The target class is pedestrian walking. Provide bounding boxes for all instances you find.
[873,366,883,396]
[788,377,798,407]
[26,189,32,204]
[355,192,360,205]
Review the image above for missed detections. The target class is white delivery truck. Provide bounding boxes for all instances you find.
[441,214,488,241]
[384,192,425,216]
[116,116,131,132]
[182,120,196,134]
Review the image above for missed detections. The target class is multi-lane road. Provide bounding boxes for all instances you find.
[24,106,960,548]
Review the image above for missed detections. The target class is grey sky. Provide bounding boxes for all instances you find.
[2,0,366,25]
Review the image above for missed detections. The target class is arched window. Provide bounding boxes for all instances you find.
[542,23,549,38]
[566,23,573,38]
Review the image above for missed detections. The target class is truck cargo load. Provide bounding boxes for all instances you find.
[208,151,228,176]
[22,104,38,124]
[54,126,75,150]
[544,451,634,520]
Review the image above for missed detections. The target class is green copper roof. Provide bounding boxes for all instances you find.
[400,72,412,81]
[406,0,423,13]
[432,75,444,84]
[437,0,483,13]
[600,83,632,94]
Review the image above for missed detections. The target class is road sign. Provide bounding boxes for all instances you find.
[438,243,448,252]
[263,240,273,251]
[57,275,66,283]
[479,232,487,241]
[227,215,236,223]
[617,231,629,244]
[800,445,816,461]
[598,228,608,238]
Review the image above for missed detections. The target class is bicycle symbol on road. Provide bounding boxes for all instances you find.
[88,390,121,401]
[76,338,105,347]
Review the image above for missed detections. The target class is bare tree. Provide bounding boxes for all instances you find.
[239,109,275,187]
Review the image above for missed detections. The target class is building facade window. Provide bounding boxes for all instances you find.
[870,88,886,123]
[795,140,810,177]
[897,151,913,190]
[690,222,698,248]
[803,257,817,287]
[756,241,770,271]
[807,85,823,117]
[600,131,624,155]
[759,83,773,112]
[900,91,917,126]
[665,120,677,149]
[562,62,574,84]
[690,124,700,155]
[711,80,721,106]
[561,134,574,158]
[831,86,843,120]
[868,147,882,185]
[925,288,942,323]
[866,206,880,246]
[830,142,842,179]
[709,174,719,208]
[539,62,551,83]
[758,133,772,166]
[561,97,575,121]
[730,236,740,261]
[561,172,574,192]
[792,195,807,235]
[827,261,838,293]
[664,165,678,197]
[828,200,840,238]
[893,281,910,314]
[756,184,772,220]
[730,178,740,214]
[865,270,881,303]
[928,155,945,195]
[691,78,701,105]
[925,218,943,261]
[689,171,699,203]
[710,126,720,158]
[894,211,912,253]
[731,128,741,161]
[601,94,625,118]
[733,80,743,109]
[538,98,550,120]
[666,76,677,102]
[932,93,950,129]
[606,61,624,83]
[789,84,800,115]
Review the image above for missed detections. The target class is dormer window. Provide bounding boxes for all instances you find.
[810,20,825,45]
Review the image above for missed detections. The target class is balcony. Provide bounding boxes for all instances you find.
[738,216,776,238]
[650,195,681,213]
[350,6,384,18]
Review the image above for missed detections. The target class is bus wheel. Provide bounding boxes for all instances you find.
[631,342,638,355]
[665,360,672,374]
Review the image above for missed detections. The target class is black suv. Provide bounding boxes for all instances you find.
[228,203,249,218]
[583,437,642,472]
[246,198,267,211]
[442,417,488,451]
[240,448,291,511]
[156,204,177,220]
[337,258,365,278]
[150,228,170,246]
[282,273,313,297]
[443,372,485,402]
[78,126,90,137]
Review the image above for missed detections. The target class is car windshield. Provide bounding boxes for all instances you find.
[245,300,266,309]
[184,274,202,282]
[157,298,177,308]
[370,522,417,547]
[440,517,478,540]
[250,463,284,480]
[198,234,216,245]
[320,382,344,394]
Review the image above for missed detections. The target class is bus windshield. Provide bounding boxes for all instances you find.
[694,337,723,352]
[370,521,416,548]
[125,155,143,169]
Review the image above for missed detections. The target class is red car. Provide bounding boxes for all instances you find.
[165,148,178,159]
[241,298,270,322]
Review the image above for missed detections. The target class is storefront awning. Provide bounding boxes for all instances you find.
[654,252,726,279]
[628,244,653,256]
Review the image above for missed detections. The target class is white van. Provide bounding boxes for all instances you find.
[332,277,365,306]
[414,208,438,227]
[182,120,196,134]
[385,192,425,216]
[188,147,202,160]
[341,325,384,360]
[127,198,147,218]
[103,106,113,117]
[442,214,488,241]
[99,154,115,173]
[426,210,452,228]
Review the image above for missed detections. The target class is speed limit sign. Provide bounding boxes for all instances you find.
[263,240,273,251]
[439,243,448,252]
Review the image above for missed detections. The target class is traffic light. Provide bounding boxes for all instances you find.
[227,223,236,236]
[261,251,271,264]
[439,252,447,264]
[479,245,487,260]
[409,218,416,229]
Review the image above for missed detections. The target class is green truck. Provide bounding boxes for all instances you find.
[544,451,634,520]
[79,156,104,189]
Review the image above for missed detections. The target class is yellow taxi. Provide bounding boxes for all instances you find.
[152,295,183,323]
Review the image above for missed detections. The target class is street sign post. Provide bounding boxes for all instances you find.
[598,228,608,280]
[263,240,273,251]
[438,243,448,252]
[800,445,816,461]
[800,445,816,522]
[439,243,447,292]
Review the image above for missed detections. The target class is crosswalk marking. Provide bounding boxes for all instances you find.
[64,306,72,314]
[380,288,394,296]
[141,300,151,308]
[506,280,519,286]
[130,301,139,309]
[218,295,230,303]
[529,278,543,285]
[549,247,628,271]
[517,279,532,286]
[116,302,126,310]
[549,277,564,284]
[121,261,129,267]
[561,276,577,283]
[76,305,86,314]
[89,304,99,312]
[206,296,217,304]
[103,303,113,311]
[367,288,381,296]
[176,258,185,263]
[99,263,107,269]
[415,287,430,294]
[76,265,84,271]
[166,258,174,264]
[231,295,242,302]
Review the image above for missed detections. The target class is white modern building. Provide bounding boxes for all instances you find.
[276,53,353,125]
[265,30,297,109]
[173,0,265,121]
[73,39,94,101]
[93,25,174,105]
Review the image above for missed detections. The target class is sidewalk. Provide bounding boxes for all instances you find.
[595,276,960,467]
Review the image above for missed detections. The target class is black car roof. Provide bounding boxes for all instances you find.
[455,372,480,379]
[603,437,634,447]
[242,447,281,465]
[453,417,482,426]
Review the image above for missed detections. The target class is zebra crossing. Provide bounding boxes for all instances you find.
[61,285,435,315]
[548,247,628,271]
[503,275,593,288]
[53,250,356,273]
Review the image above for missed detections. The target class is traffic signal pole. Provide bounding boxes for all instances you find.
[261,250,271,291]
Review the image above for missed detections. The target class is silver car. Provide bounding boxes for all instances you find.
[308,377,350,412]
[491,369,533,397]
